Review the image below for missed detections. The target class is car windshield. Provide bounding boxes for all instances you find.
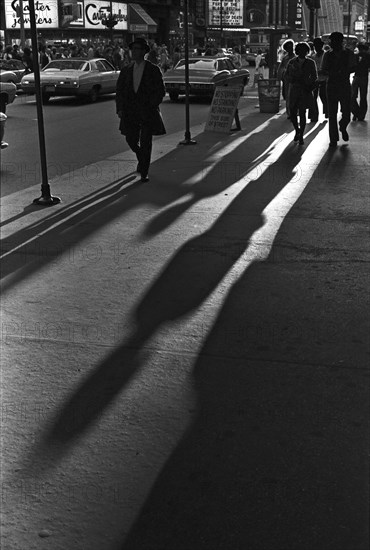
[0,60,25,70]
[175,59,216,71]
[42,60,88,71]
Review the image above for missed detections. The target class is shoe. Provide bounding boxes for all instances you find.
[293,130,300,142]
[141,175,149,183]
[341,128,349,141]
[329,141,337,147]
[358,117,365,121]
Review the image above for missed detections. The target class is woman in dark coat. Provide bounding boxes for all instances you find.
[116,38,166,182]
[285,42,318,144]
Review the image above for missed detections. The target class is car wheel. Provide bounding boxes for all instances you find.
[89,87,100,102]
[169,92,179,101]
[41,93,50,104]
[0,95,7,114]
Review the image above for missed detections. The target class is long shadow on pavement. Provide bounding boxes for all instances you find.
[120,146,369,550]
[1,115,290,294]
[40,138,306,452]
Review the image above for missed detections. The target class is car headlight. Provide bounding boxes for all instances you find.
[23,80,30,84]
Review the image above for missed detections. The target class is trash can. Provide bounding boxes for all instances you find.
[257,78,281,113]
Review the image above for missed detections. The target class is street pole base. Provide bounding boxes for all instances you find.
[33,195,61,206]
[179,138,197,145]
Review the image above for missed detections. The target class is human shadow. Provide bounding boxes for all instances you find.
[41,138,304,456]
[141,118,325,240]
[1,173,139,290]
[1,115,287,294]
[120,148,369,550]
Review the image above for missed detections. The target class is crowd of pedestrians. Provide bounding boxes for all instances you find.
[277,32,370,146]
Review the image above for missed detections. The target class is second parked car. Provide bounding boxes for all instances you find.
[0,59,27,88]
[0,81,17,113]
[164,56,250,101]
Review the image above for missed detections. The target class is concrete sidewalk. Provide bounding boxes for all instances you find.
[1,102,369,550]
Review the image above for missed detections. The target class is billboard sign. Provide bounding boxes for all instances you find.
[207,0,243,27]
[5,0,59,29]
[82,0,127,29]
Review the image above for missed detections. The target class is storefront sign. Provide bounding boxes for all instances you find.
[111,2,127,30]
[84,0,127,29]
[205,85,241,132]
[5,0,59,29]
[294,0,303,28]
[207,0,243,27]
[129,23,148,32]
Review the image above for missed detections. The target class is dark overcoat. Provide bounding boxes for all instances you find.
[116,60,166,136]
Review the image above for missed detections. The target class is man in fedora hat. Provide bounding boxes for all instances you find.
[116,37,166,182]
[321,31,357,146]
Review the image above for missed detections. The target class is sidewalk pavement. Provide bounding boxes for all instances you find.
[1,99,369,550]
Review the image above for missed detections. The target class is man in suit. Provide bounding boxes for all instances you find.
[116,37,166,182]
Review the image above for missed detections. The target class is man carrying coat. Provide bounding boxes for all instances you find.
[116,37,166,182]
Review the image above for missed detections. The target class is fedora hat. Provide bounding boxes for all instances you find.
[329,32,344,42]
[128,37,150,53]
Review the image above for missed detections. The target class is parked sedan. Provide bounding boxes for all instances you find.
[21,58,119,103]
[0,59,27,88]
[0,81,17,113]
[164,57,250,101]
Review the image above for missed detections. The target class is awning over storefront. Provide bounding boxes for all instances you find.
[128,4,157,34]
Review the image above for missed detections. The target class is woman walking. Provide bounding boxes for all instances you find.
[285,42,318,144]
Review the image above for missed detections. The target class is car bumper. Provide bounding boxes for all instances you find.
[21,84,82,96]
[165,82,215,96]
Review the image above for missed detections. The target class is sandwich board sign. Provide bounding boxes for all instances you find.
[205,84,243,133]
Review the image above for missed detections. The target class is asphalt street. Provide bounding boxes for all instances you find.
[1,81,369,550]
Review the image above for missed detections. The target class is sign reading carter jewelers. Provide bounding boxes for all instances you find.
[207,0,243,27]
[83,0,127,29]
[5,0,59,29]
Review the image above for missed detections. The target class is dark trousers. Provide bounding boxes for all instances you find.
[125,123,153,176]
[309,81,328,120]
[327,84,351,143]
[351,76,368,120]
[290,98,307,136]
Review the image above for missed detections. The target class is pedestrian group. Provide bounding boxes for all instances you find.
[278,32,369,147]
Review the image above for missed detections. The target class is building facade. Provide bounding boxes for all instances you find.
[1,0,368,48]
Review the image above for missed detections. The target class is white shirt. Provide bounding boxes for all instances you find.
[133,61,145,93]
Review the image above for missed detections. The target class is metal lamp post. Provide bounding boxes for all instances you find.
[220,0,223,47]
[28,0,61,206]
[179,0,197,145]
